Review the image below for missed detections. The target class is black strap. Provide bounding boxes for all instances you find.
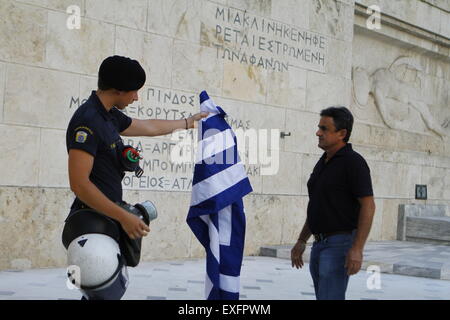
[62,208,121,249]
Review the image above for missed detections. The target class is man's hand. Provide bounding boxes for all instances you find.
[188,112,209,128]
[291,240,307,269]
[119,211,150,240]
[345,196,375,276]
[345,246,363,275]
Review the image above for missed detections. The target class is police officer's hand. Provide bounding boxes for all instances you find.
[187,112,209,128]
[120,212,150,239]
[291,240,307,269]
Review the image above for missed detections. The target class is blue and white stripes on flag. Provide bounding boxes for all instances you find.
[187,91,253,300]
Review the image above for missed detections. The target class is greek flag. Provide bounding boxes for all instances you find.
[187,91,253,300]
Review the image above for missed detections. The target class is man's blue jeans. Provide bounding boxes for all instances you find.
[309,232,355,300]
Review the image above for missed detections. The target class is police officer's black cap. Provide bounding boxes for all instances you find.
[98,55,146,91]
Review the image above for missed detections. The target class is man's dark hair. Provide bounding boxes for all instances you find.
[320,106,354,142]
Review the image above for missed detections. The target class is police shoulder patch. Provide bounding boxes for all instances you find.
[75,131,88,143]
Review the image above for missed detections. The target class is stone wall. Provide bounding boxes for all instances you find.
[0,0,448,270]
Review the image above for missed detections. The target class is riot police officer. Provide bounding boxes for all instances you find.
[64,55,207,299]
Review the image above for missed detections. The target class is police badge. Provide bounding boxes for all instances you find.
[75,131,88,143]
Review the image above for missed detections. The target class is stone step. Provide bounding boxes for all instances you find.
[406,216,450,244]
[259,241,450,281]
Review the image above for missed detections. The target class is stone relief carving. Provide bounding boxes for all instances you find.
[352,56,448,138]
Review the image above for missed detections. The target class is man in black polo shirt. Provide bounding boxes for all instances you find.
[291,106,375,300]
[66,55,207,299]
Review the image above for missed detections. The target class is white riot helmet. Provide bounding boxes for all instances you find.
[62,201,156,300]
[63,209,128,300]
[67,233,122,287]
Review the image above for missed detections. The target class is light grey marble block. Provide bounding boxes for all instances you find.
[397,204,449,244]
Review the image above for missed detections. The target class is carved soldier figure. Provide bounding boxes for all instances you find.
[353,57,447,139]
